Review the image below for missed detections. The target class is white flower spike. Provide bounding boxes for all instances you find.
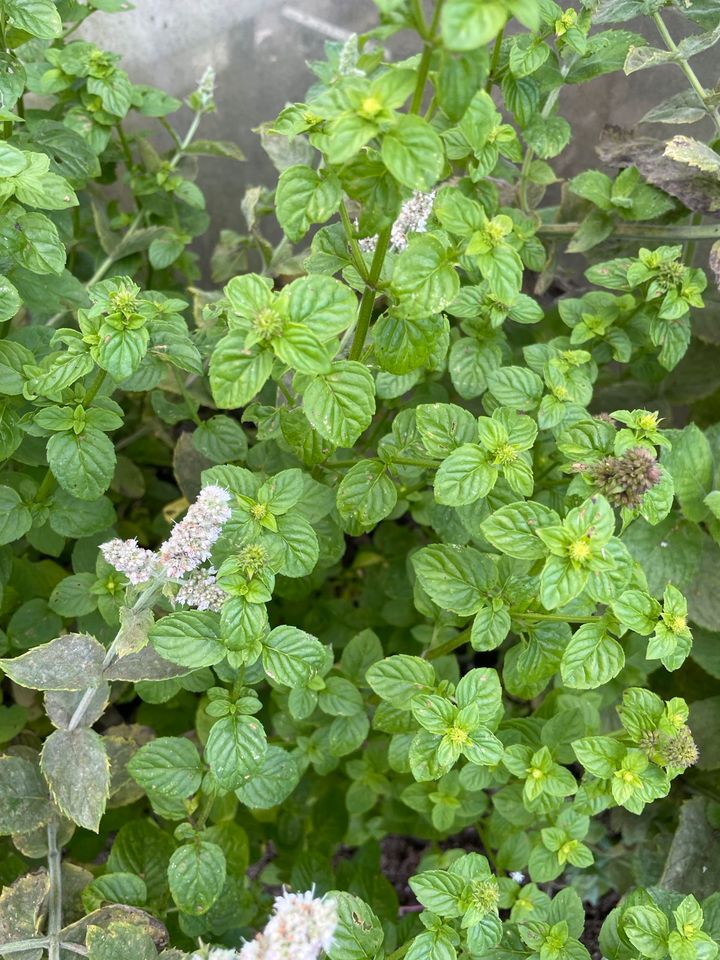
[159,484,232,577]
[238,889,338,960]
[175,567,226,612]
[359,190,436,254]
[99,537,159,585]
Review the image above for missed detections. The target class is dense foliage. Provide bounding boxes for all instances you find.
[1,0,720,957]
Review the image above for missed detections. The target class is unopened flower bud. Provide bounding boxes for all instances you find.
[589,446,661,509]
[593,412,617,427]
[664,726,699,769]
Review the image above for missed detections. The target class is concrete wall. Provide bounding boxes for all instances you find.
[79,1,711,272]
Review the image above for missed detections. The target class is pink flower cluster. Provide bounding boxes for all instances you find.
[100,538,159,585]
[159,484,232,576]
[238,890,337,960]
[175,567,226,612]
[100,485,232,609]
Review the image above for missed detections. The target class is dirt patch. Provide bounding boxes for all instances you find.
[380,834,428,905]
[380,828,492,906]
[580,892,619,960]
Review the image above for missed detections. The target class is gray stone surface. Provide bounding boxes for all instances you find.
[79,1,716,272]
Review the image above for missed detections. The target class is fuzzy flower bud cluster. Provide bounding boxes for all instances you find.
[664,726,700,768]
[238,890,337,960]
[587,446,661,509]
[359,190,436,254]
[175,567,226,612]
[159,485,232,576]
[638,724,699,770]
[99,538,160,585]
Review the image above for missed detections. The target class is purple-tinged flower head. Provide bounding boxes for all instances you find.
[175,567,226,612]
[159,485,232,577]
[390,190,436,251]
[589,446,661,509]
[238,889,337,960]
[593,412,617,427]
[100,538,160,585]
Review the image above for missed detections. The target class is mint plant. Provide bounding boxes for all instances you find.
[1,0,720,958]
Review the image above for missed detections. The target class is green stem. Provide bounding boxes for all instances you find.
[519,85,562,213]
[0,941,49,956]
[339,203,372,283]
[116,423,154,451]
[411,0,428,38]
[276,376,295,405]
[513,611,601,624]
[423,93,438,121]
[89,211,144,286]
[485,27,504,93]
[683,211,703,265]
[410,37,434,115]
[47,821,62,960]
[170,111,203,169]
[116,123,134,170]
[194,783,218,830]
[84,368,107,406]
[46,108,204,327]
[426,626,472,660]
[35,468,56,503]
[477,821,500,872]
[518,56,575,212]
[160,116,183,150]
[46,209,144,327]
[363,407,391,453]
[67,580,165,732]
[173,368,202,426]
[425,611,602,660]
[63,9,91,39]
[387,944,411,960]
[537,221,720,241]
[347,0,443,361]
[328,453,437,469]
[652,11,720,136]
[391,455,438,468]
[348,226,392,360]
